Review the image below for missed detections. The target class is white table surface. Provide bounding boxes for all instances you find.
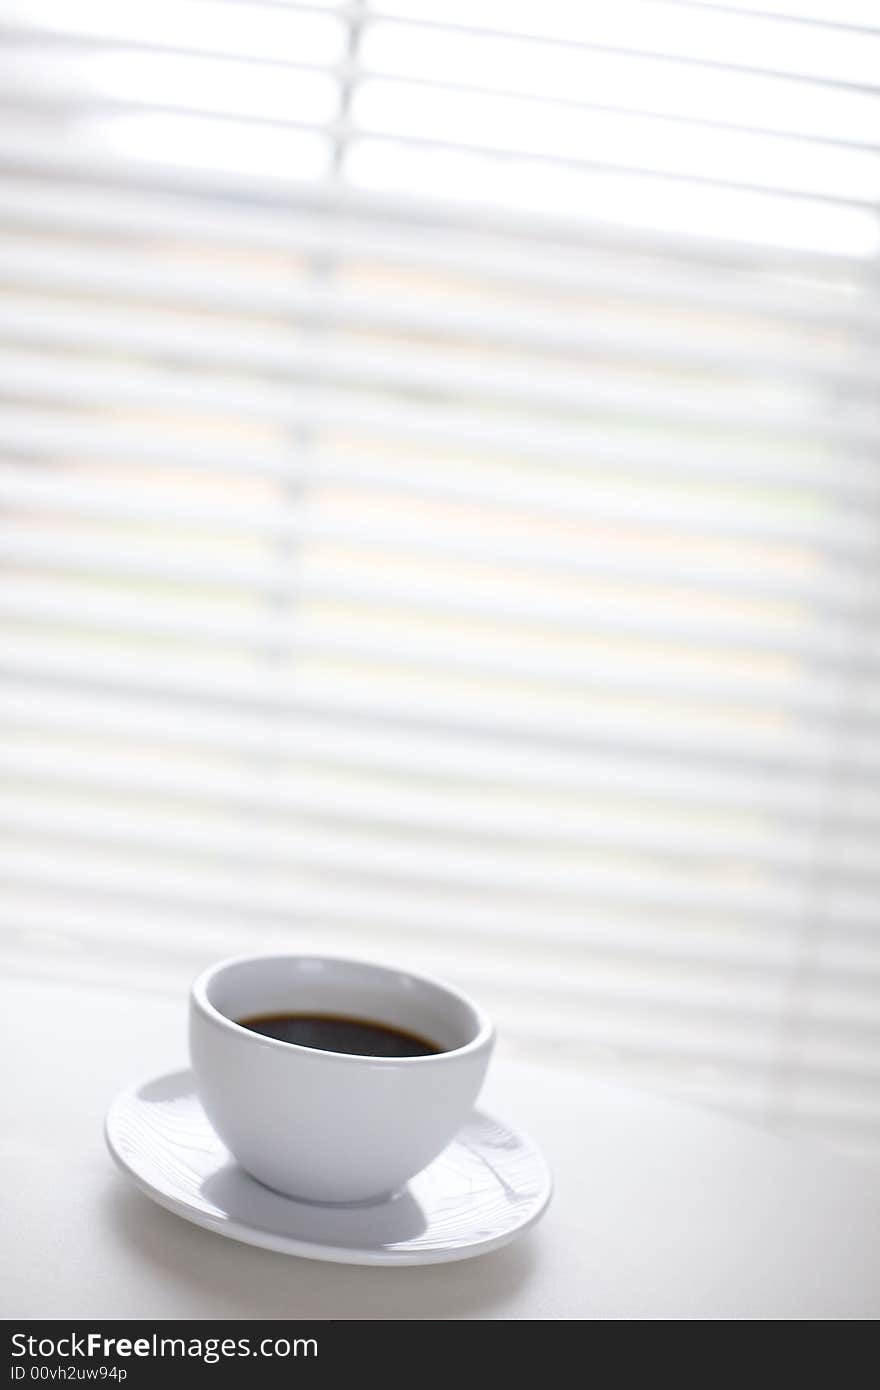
[3,971,879,1320]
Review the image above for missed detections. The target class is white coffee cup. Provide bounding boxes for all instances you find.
[189,953,495,1203]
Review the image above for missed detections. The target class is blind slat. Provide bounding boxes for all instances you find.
[9,0,880,95]
[3,840,879,989]
[4,83,879,211]
[2,350,879,487]
[4,241,878,389]
[5,739,880,885]
[4,682,879,825]
[2,179,875,331]
[3,584,879,730]
[5,637,879,775]
[0,465,874,600]
[3,406,880,521]
[7,29,880,167]
[3,303,878,441]
[2,121,876,270]
[5,533,879,676]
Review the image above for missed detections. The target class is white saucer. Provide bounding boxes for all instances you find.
[105,1069,553,1266]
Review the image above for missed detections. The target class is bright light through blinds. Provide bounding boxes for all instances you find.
[1,0,879,1163]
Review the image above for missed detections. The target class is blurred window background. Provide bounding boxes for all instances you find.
[1,0,880,1162]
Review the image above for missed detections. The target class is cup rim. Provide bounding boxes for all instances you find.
[191,952,495,1066]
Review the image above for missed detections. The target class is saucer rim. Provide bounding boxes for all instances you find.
[105,1067,553,1267]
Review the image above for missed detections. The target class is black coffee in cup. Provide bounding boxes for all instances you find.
[237,1012,442,1058]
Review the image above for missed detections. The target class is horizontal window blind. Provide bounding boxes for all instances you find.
[1,0,879,1161]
